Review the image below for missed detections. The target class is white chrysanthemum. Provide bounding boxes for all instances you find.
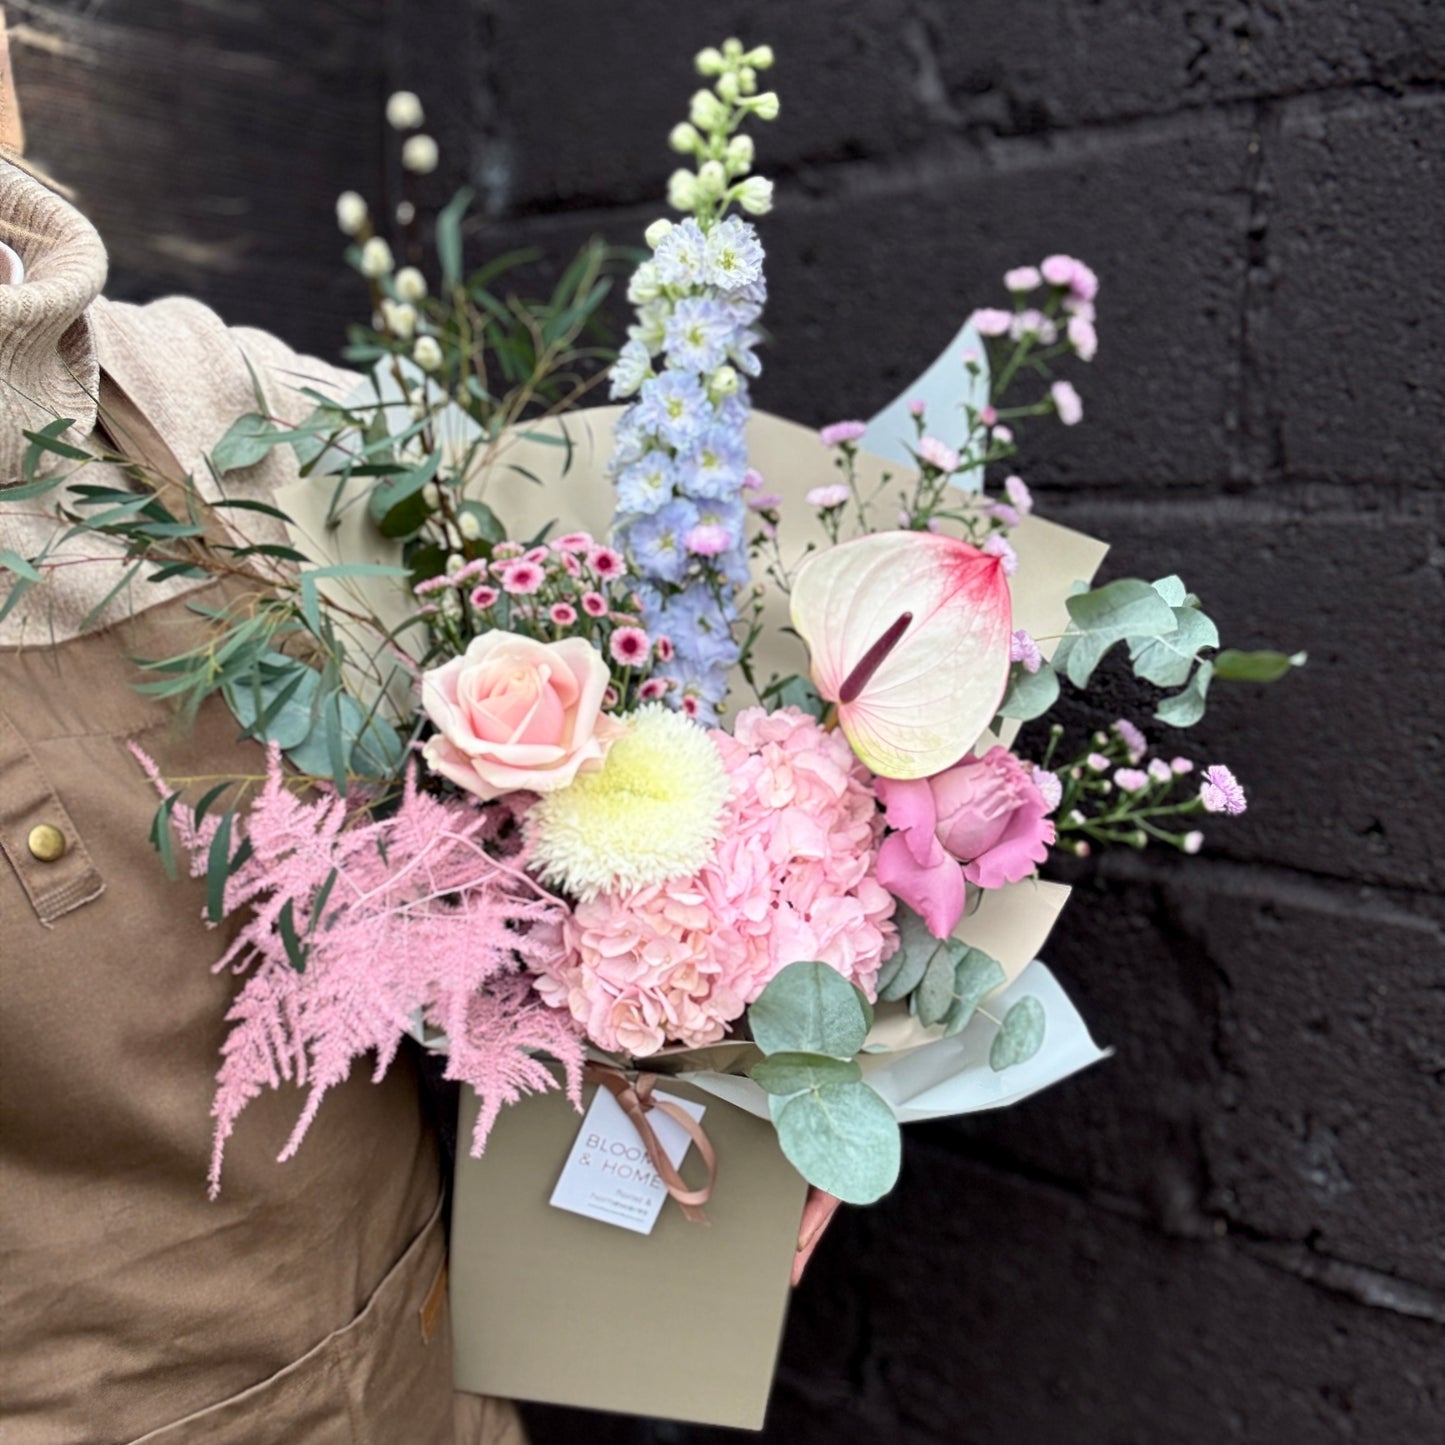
[529,706,730,901]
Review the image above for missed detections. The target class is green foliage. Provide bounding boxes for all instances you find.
[745,962,901,1204]
[772,1081,901,1205]
[989,997,1047,1070]
[747,959,873,1058]
[211,413,285,473]
[1214,648,1307,682]
[760,673,826,721]
[1155,659,1214,727]
[878,904,1007,1036]
[997,658,1060,721]
[1062,578,1180,687]
[750,1053,862,1094]
[1052,575,1300,730]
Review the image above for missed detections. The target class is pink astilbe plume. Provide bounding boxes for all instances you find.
[133,745,583,1196]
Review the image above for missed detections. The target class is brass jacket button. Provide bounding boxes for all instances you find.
[27,824,67,863]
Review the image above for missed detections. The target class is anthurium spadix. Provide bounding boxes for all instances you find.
[790,531,1012,779]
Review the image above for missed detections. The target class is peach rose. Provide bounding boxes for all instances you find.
[420,633,622,801]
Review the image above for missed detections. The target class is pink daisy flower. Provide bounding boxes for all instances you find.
[679,694,701,718]
[818,420,866,447]
[500,560,545,595]
[638,677,671,701]
[588,546,626,581]
[917,435,960,473]
[609,627,650,666]
[654,635,675,662]
[581,591,608,618]
[555,531,594,553]
[806,483,850,509]
[602,685,620,710]
[469,584,500,609]
[491,541,524,561]
[550,602,578,626]
[560,551,582,577]
[1200,765,1247,815]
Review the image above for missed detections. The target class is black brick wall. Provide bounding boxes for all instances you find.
[17,3,1443,1440]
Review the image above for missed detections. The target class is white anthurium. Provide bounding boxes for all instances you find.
[790,530,1013,779]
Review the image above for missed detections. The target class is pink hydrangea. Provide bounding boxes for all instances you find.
[533,707,897,1055]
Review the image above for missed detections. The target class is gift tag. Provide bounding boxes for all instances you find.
[549,1085,706,1235]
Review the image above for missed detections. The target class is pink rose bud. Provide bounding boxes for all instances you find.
[875,748,1055,937]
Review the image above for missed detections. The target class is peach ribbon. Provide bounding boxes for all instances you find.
[583,1064,718,1226]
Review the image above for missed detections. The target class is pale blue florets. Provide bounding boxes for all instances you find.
[607,214,768,723]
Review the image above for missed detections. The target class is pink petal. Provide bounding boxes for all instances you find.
[875,777,944,869]
[876,832,967,939]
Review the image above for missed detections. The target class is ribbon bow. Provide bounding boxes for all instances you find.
[584,1064,718,1225]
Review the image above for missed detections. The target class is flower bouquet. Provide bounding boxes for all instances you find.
[5,36,1301,1430]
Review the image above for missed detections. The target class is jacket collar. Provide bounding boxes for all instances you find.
[0,156,107,481]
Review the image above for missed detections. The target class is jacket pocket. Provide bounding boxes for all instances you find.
[124,1197,455,1445]
[0,707,105,926]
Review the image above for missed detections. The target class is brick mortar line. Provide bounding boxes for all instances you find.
[492,81,1445,229]
[911,1134,1445,1326]
[1090,852,1444,927]
[1037,480,1444,510]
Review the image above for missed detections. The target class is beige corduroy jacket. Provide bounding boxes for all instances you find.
[0,157,522,1445]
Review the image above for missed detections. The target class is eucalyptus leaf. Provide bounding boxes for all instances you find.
[348,710,406,779]
[1066,578,1179,644]
[998,659,1060,721]
[1213,648,1307,683]
[1155,659,1215,727]
[877,903,946,1003]
[748,960,873,1059]
[437,188,474,290]
[1129,606,1220,688]
[459,499,507,547]
[211,413,283,474]
[914,938,964,1027]
[224,656,321,750]
[1151,574,1188,607]
[278,898,310,973]
[989,996,1047,1070]
[774,1081,902,1203]
[773,674,826,721]
[750,1052,862,1096]
[0,549,44,583]
[205,809,235,924]
[942,947,1008,1038]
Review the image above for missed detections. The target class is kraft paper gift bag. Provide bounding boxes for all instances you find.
[449,1074,810,1430]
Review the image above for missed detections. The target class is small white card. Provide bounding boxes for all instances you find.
[549,1085,707,1235]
